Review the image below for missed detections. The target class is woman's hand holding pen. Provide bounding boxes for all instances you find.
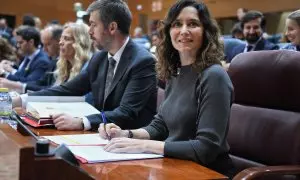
[99,123,165,154]
[98,123,128,139]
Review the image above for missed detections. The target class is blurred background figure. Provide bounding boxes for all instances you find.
[48,20,60,26]
[22,14,36,27]
[226,11,279,62]
[34,16,42,30]
[41,24,62,61]
[0,18,13,41]
[149,31,160,55]
[237,8,248,21]
[0,26,50,83]
[132,26,151,50]
[0,22,93,100]
[231,22,244,40]
[282,10,300,51]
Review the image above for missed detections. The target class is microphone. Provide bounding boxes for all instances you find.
[11,110,39,140]
[10,110,79,166]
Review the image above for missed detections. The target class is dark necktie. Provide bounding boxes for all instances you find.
[296,45,300,52]
[104,57,116,99]
[21,57,30,72]
[246,45,253,52]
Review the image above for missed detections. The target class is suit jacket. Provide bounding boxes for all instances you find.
[223,38,245,63]
[31,39,157,130]
[281,43,300,51]
[227,38,279,62]
[7,50,51,82]
[0,27,13,40]
[25,58,57,92]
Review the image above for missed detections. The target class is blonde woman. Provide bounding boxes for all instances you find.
[54,22,92,85]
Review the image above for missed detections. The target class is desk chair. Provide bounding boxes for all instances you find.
[157,87,165,110]
[227,50,300,180]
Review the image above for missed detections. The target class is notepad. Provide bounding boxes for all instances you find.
[26,96,100,121]
[67,146,163,164]
[27,102,100,120]
[43,134,109,146]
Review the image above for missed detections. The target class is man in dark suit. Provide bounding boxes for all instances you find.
[24,25,62,92]
[227,11,279,62]
[14,0,157,131]
[0,25,62,93]
[0,26,50,82]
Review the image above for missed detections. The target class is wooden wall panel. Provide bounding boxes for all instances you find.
[1,0,300,34]
[126,0,300,34]
[0,0,93,27]
[203,0,300,18]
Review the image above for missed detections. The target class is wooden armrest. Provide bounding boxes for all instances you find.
[233,165,300,180]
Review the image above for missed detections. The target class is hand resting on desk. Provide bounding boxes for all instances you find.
[12,94,22,108]
[52,113,84,131]
[98,123,164,155]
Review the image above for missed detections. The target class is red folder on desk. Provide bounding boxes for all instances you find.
[21,116,54,128]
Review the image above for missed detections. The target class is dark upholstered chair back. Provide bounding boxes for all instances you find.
[227,50,300,172]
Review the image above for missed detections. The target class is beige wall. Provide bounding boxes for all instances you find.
[0,0,299,34]
[127,0,300,34]
[203,0,300,18]
[0,0,93,27]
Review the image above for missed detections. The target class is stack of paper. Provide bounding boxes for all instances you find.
[26,96,100,122]
[27,102,100,120]
[68,146,163,163]
[43,134,163,163]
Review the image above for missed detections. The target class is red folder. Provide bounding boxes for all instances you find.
[21,116,54,128]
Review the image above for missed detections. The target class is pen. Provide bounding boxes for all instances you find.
[101,111,111,140]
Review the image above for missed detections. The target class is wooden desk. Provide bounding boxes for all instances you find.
[0,124,228,180]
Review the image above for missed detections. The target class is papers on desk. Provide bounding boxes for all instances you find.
[68,146,163,164]
[42,134,108,146]
[26,102,100,120]
[26,96,100,120]
[43,134,163,163]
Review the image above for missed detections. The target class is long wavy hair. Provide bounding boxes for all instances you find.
[54,22,92,85]
[156,0,224,80]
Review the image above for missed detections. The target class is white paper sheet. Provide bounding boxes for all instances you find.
[27,102,100,118]
[43,134,108,145]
